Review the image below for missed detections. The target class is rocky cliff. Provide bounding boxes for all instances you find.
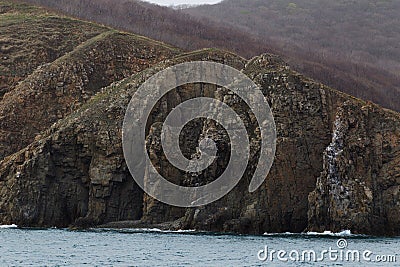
[308,102,400,235]
[0,1,399,236]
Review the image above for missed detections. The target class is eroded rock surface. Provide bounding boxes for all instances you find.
[1,48,398,235]
[0,2,399,236]
[0,50,246,228]
[308,102,400,235]
[0,30,180,159]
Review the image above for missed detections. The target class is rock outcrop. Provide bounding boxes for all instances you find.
[308,102,400,235]
[0,49,246,228]
[0,1,399,236]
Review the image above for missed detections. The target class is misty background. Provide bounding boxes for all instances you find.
[145,0,221,6]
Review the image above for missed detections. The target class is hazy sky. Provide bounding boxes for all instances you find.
[144,0,221,6]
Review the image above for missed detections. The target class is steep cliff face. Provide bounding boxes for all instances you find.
[141,54,339,234]
[308,102,400,235]
[1,46,398,235]
[1,1,399,236]
[0,50,246,228]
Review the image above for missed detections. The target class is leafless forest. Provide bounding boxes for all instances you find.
[21,0,400,111]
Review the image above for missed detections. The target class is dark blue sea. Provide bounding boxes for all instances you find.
[0,225,399,266]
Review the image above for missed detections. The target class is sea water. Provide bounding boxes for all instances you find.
[0,226,399,266]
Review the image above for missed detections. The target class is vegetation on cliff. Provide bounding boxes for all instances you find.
[0,1,399,236]
[14,0,400,112]
[0,1,180,159]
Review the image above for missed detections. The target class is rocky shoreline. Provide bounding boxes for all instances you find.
[1,1,399,237]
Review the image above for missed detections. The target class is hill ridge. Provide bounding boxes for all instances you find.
[0,0,399,236]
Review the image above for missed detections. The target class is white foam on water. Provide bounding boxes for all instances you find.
[306,230,353,236]
[110,228,197,234]
[263,230,356,237]
[0,224,18,229]
[140,228,196,233]
[263,232,297,236]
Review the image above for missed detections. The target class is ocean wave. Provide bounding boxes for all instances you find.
[305,230,353,236]
[263,232,297,236]
[129,228,196,233]
[97,228,197,234]
[134,228,197,233]
[0,224,18,229]
[263,230,357,237]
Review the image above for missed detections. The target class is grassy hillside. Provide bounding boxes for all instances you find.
[0,1,399,236]
[15,0,400,111]
[17,0,271,58]
[0,1,181,160]
[0,1,108,98]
